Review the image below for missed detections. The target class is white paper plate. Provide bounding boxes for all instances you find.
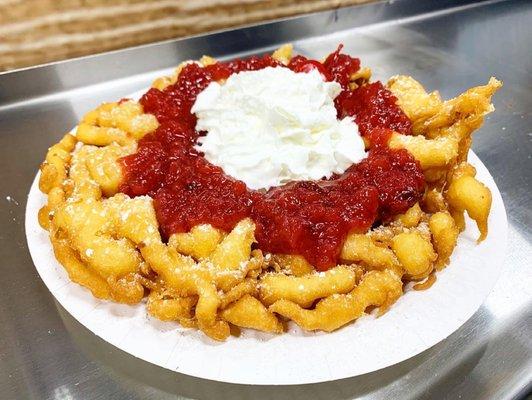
[25,150,507,385]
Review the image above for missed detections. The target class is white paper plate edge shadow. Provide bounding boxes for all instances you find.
[25,150,507,385]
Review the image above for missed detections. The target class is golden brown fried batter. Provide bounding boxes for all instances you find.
[37,46,501,340]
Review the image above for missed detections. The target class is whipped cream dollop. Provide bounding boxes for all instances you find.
[192,67,366,190]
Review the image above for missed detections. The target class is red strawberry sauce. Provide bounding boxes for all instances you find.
[119,46,424,270]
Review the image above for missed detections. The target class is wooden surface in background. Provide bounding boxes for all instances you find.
[0,0,372,71]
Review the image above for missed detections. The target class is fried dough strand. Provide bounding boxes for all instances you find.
[270,270,402,332]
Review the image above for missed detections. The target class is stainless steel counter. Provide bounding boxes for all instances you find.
[0,0,530,399]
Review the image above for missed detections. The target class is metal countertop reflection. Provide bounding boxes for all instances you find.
[0,0,530,399]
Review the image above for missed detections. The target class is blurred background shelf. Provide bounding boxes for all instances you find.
[0,0,373,71]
